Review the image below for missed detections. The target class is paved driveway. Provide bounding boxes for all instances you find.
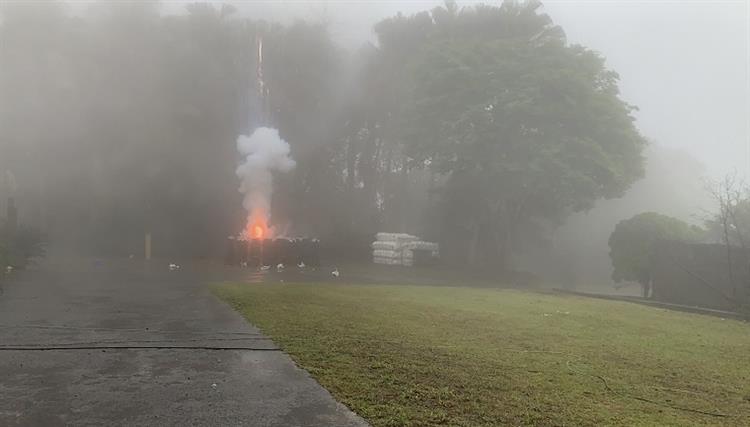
[0,260,367,426]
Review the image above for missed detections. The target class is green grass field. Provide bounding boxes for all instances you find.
[213,283,750,426]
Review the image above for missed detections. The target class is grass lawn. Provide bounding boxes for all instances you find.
[213,283,750,426]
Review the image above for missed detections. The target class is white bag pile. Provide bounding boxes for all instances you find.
[372,233,438,267]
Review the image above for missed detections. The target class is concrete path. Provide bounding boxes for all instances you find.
[0,260,367,426]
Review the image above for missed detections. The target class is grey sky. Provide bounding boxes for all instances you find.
[144,0,750,179]
[542,1,749,180]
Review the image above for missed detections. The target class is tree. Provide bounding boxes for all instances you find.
[0,236,7,272]
[608,212,703,297]
[0,0,647,267]
[376,1,646,269]
[705,174,750,314]
[705,174,749,248]
[0,2,268,256]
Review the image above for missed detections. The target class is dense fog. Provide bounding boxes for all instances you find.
[1,0,747,290]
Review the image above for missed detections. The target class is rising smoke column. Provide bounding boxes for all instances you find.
[236,127,295,239]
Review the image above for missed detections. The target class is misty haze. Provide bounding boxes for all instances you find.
[0,1,748,426]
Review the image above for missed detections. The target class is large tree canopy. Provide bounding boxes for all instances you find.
[373,1,646,268]
[608,212,703,296]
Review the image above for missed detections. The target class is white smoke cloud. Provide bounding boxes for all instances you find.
[236,127,296,239]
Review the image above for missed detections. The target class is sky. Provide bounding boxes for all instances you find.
[135,1,750,179]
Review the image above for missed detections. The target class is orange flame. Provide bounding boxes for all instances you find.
[243,207,272,240]
[246,218,268,240]
[252,224,265,239]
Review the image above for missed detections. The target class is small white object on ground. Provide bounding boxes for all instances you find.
[297,261,305,268]
[211,383,217,388]
[5,266,13,274]
[260,265,271,271]
[331,268,340,278]
[276,263,284,272]
[169,263,180,271]
[240,261,248,268]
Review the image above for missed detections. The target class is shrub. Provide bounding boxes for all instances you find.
[609,212,703,297]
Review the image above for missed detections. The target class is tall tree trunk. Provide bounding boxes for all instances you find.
[467,222,481,266]
[345,135,356,192]
[489,201,511,273]
[360,124,378,211]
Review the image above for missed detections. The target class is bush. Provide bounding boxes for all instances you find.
[608,212,703,297]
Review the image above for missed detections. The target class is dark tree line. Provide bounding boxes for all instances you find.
[0,1,646,271]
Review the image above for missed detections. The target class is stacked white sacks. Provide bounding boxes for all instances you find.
[371,233,438,267]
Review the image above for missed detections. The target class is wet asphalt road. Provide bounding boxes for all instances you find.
[0,260,367,426]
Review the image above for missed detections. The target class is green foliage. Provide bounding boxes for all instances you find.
[608,212,703,286]
[408,40,643,199]
[0,0,647,265]
[374,1,647,267]
[0,2,345,256]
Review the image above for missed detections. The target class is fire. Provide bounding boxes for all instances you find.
[245,217,268,240]
[241,207,273,241]
[252,224,265,239]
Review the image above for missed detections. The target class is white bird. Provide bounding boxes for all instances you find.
[297,261,305,268]
[276,263,285,272]
[169,263,180,271]
[331,268,340,278]
[260,265,271,271]
[5,266,13,274]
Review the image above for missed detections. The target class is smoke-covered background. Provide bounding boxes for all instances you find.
[0,0,747,289]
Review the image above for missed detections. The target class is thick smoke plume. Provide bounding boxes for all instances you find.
[236,127,295,239]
